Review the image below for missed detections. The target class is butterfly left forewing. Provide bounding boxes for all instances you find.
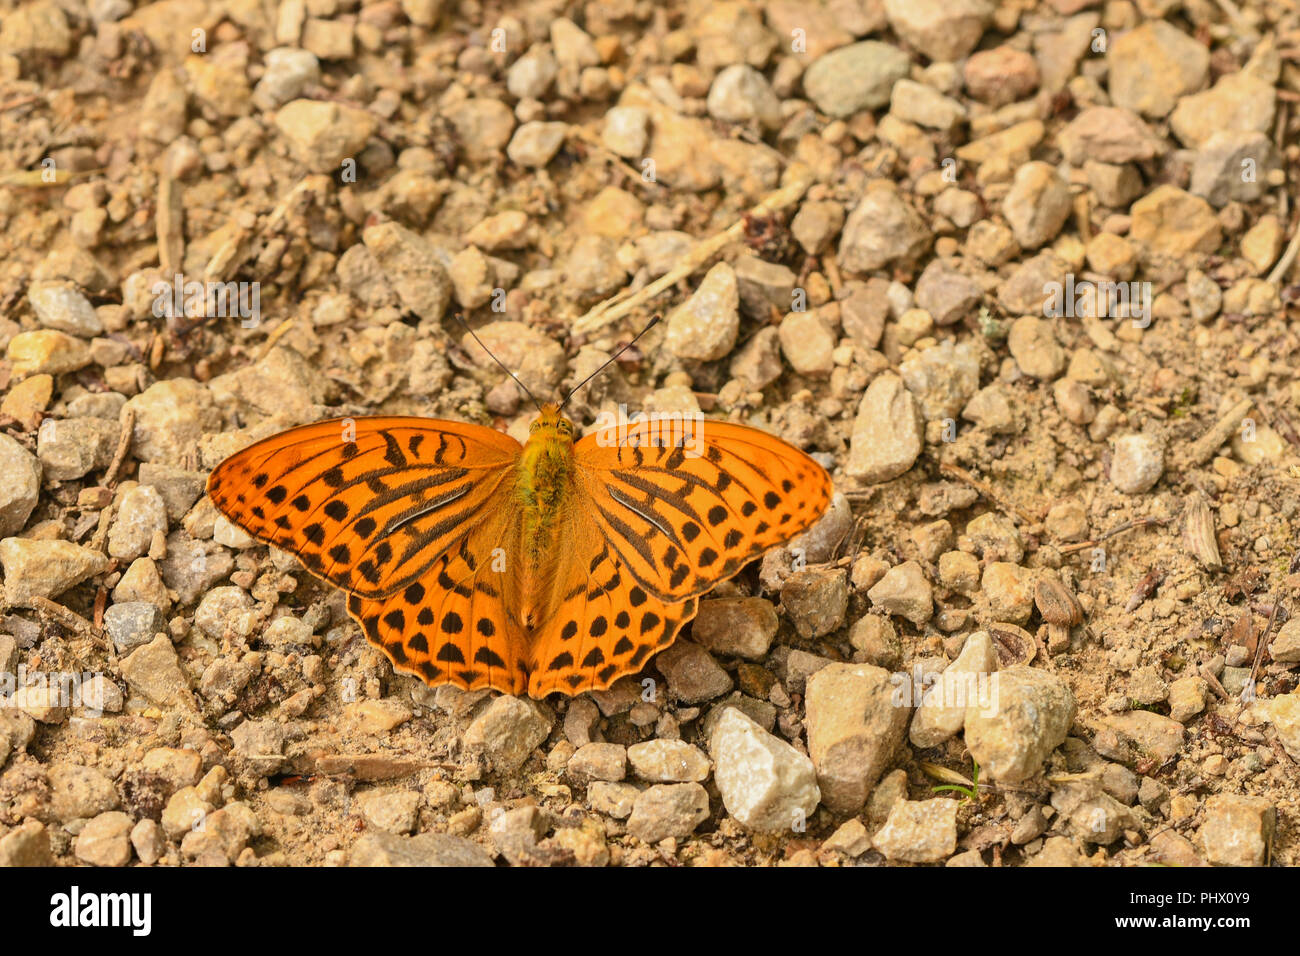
[208,416,522,599]
[574,417,833,602]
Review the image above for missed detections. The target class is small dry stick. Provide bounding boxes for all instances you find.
[937,462,1037,524]
[258,317,297,358]
[88,499,117,555]
[104,406,135,486]
[569,127,660,186]
[1200,665,1231,700]
[1246,595,1287,699]
[23,596,110,651]
[1183,397,1254,467]
[1058,515,1171,555]
[1266,218,1300,286]
[573,164,815,335]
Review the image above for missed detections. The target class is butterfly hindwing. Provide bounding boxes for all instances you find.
[208,417,522,599]
[348,521,528,695]
[527,514,698,697]
[574,418,833,602]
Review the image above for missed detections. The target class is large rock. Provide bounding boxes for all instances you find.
[463,697,551,774]
[805,663,910,813]
[664,263,740,362]
[909,631,998,748]
[883,0,992,62]
[0,538,110,605]
[963,666,1075,783]
[123,379,221,465]
[872,798,959,862]
[1130,185,1222,256]
[846,374,924,483]
[802,41,909,117]
[1108,21,1209,118]
[627,783,710,843]
[275,99,376,171]
[119,635,193,707]
[1201,794,1275,867]
[0,435,41,537]
[1170,72,1275,149]
[710,707,820,832]
[838,182,930,273]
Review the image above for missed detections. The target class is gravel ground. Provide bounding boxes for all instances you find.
[0,0,1299,868]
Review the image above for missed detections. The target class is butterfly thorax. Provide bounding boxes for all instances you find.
[512,406,576,602]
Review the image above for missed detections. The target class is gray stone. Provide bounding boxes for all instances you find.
[567,743,627,783]
[692,597,778,660]
[655,640,733,704]
[780,569,848,639]
[107,484,168,560]
[846,374,923,483]
[28,281,102,336]
[1201,794,1275,867]
[0,537,110,605]
[0,435,41,537]
[867,561,933,626]
[872,798,959,862]
[103,602,166,652]
[665,263,740,362]
[627,783,710,843]
[883,0,991,61]
[119,635,192,708]
[803,41,910,117]
[74,811,134,867]
[627,740,710,783]
[838,182,930,273]
[909,631,997,748]
[48,762,120,822]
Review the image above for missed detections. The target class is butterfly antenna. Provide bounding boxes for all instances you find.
[559,315,661,411]
[452,312,543,412]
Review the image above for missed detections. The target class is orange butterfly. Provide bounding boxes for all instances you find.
[208,337,832,698]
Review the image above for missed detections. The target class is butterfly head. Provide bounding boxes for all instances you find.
[529,403,576,444]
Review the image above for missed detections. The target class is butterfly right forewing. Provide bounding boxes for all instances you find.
[574,418,833,602]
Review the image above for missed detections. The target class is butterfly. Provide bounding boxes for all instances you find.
[207,336,833,698]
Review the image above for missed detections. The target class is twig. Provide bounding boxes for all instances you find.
[259,317,297,358]
[1183,398,1254,467]
[21,596,110,651]
[572,164,815,335]
[569,127,661,187]
[937,462,1037,524]
[104,406,134,486]
[1200,665,1231,700]
[88,499,117,555]
[1246,593,1288,699]
[1266,217,1300,285]
[1058,515,1172,555]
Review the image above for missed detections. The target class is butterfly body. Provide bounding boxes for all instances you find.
[208,403,833,698]
[517,405,576,548]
